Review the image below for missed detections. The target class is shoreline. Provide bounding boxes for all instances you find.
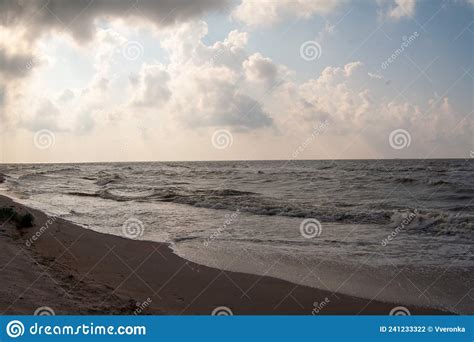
[0,194,452,315]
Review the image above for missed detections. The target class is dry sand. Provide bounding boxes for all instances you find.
[0,195,450,315]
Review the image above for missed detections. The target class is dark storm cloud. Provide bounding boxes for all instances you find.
[0,0,230,42]
[0,47,37,79]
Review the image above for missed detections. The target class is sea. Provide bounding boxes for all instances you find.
[0,159,472,313]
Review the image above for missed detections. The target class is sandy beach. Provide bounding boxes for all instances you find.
[0,194,451,315]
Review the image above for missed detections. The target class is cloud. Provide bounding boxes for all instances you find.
[233,0,341,27]
[385,0,416,20]
[317,20,336,41]
[170,65,273,129]
[1,2,469,162]
[274,61,371,131]
[21,99,62,132]
[243,53,279,86]
[0,85,4,107]
[0,0,230,43]
[57,89,75,103]
[368,72,383,79]
[75,108,96,134]
[131,64,171,107]
[343,61,363,76]
[136,21,274,130]
[161,22,248,69]
[0,47,38,80]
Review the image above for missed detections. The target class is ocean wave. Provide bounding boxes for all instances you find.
[393,210,473,239]
[63,183,473,235]
[67,191,100,198]
[18,167,79,179]
[111,187,395,223]
[94,172,124,186]
[8,160,473,234]
[428,179,453,186]
[393,177,417,184]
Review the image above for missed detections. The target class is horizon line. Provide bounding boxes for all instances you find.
[0,157,471,165]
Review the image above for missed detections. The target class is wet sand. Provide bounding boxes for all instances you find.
[0,195,450,315]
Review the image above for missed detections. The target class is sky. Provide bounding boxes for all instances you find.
[0,0,473,163]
